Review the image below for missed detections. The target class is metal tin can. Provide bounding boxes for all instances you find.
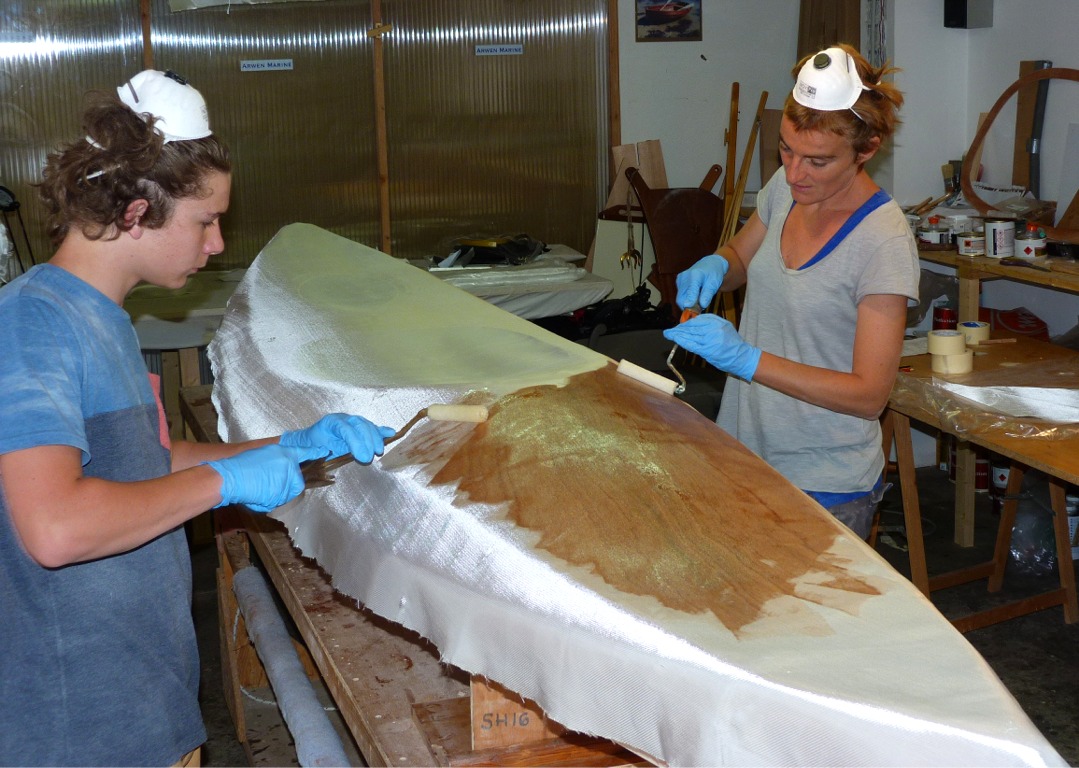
[956,231,985,256]
[916,227,950,245]
[1014,232,1047,259]
[933,302,958,330]
[984,218,1015,258]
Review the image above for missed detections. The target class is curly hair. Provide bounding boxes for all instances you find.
[37,90,231,247]
[783,43,904,157]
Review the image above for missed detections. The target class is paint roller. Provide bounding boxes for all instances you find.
[615,305,702,397]
[302,403,489,488]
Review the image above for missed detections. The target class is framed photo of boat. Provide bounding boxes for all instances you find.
[636,0,702,42]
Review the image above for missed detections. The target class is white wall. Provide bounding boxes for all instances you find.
[617,0,800,190]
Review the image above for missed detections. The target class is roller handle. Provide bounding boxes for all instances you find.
[301,404,489,486]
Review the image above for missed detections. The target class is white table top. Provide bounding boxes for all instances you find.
[123,268,246,350]
[422,246,611,320]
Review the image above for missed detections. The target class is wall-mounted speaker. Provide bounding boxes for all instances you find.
[944,0,993,29]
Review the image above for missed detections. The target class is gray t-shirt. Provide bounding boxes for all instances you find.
[717,172,920,493]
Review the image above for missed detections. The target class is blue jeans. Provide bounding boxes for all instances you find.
[805,480,889,540]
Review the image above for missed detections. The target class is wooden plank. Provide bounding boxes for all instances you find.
[603,144,640,217]
[369,2,392,254]
[244,515,468,767]
[606,0,621,152]
[634,139,667,189]
[140,0,153,70]
[179,384,217,444]
[413,697,647,767]
[1012,60,1040,188]
[888,413,930,596]
[1048,478,1079,623]
[919,248,1079,320]
[758,108,783,188]
[470,677,561,750]
[950,590,1068,634]
[953,440,977,548]
[724,82,738,206]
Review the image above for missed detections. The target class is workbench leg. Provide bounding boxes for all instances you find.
[890,413,930,597]
[956,274,980,324]
[987,464,1024,593]
[880,411,929,595]
[1049,478,1079,623]
[953,440,977,548]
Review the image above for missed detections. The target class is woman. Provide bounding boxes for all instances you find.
[0,70,393,766]
[664,45,919,538]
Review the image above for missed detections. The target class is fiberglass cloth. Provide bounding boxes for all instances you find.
[208,223,1064,767]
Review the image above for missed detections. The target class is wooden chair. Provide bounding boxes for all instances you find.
[626,168,742,328]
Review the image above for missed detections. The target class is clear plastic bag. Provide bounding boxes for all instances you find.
[1008,490,1057,577]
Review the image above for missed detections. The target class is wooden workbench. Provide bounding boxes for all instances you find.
[884,336,1079,631]
[917,247,1079,547]
[183,385,642,766]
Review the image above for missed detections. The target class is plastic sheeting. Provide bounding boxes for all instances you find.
[891,358,1079,441]
[208,223,1066,767]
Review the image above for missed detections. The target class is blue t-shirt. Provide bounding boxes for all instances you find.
[0,265,205,766]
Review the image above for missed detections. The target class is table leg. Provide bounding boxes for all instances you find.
[956,274,980,323]
[987,463,1024,593]
[886,411,930,597]
[953,440,977,547]
[1049,478,1079,623]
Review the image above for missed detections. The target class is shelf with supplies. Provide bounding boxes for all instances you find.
[917,247,1079,322]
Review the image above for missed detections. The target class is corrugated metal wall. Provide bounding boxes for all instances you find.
[0,1,144,268]
[0,0,608,268]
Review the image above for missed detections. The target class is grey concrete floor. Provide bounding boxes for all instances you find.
[191,465,1079,766]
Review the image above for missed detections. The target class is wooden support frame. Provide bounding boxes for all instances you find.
[880,408,1078,632]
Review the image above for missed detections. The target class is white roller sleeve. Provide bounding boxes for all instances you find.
[615,359,678,395]
[426,404,489,423]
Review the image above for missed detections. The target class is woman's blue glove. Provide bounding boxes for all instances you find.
[675,254,729,310]
[663,313,761,382]
[280,413,396,464]
[205,444,325,513]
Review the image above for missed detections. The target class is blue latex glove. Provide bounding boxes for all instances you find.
[280,413,396,464]
[663,313,762,382]
[675,254,729,310]
[205,444,326,513]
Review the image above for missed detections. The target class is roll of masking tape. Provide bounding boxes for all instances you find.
[931,348,974,374]
[927,329,967,355]
[959,320,991,346]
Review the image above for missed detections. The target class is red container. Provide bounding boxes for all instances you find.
[933,303,958,330]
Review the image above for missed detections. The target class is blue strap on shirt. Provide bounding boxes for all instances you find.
[794,189,891,271]
[804,477,885,509]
